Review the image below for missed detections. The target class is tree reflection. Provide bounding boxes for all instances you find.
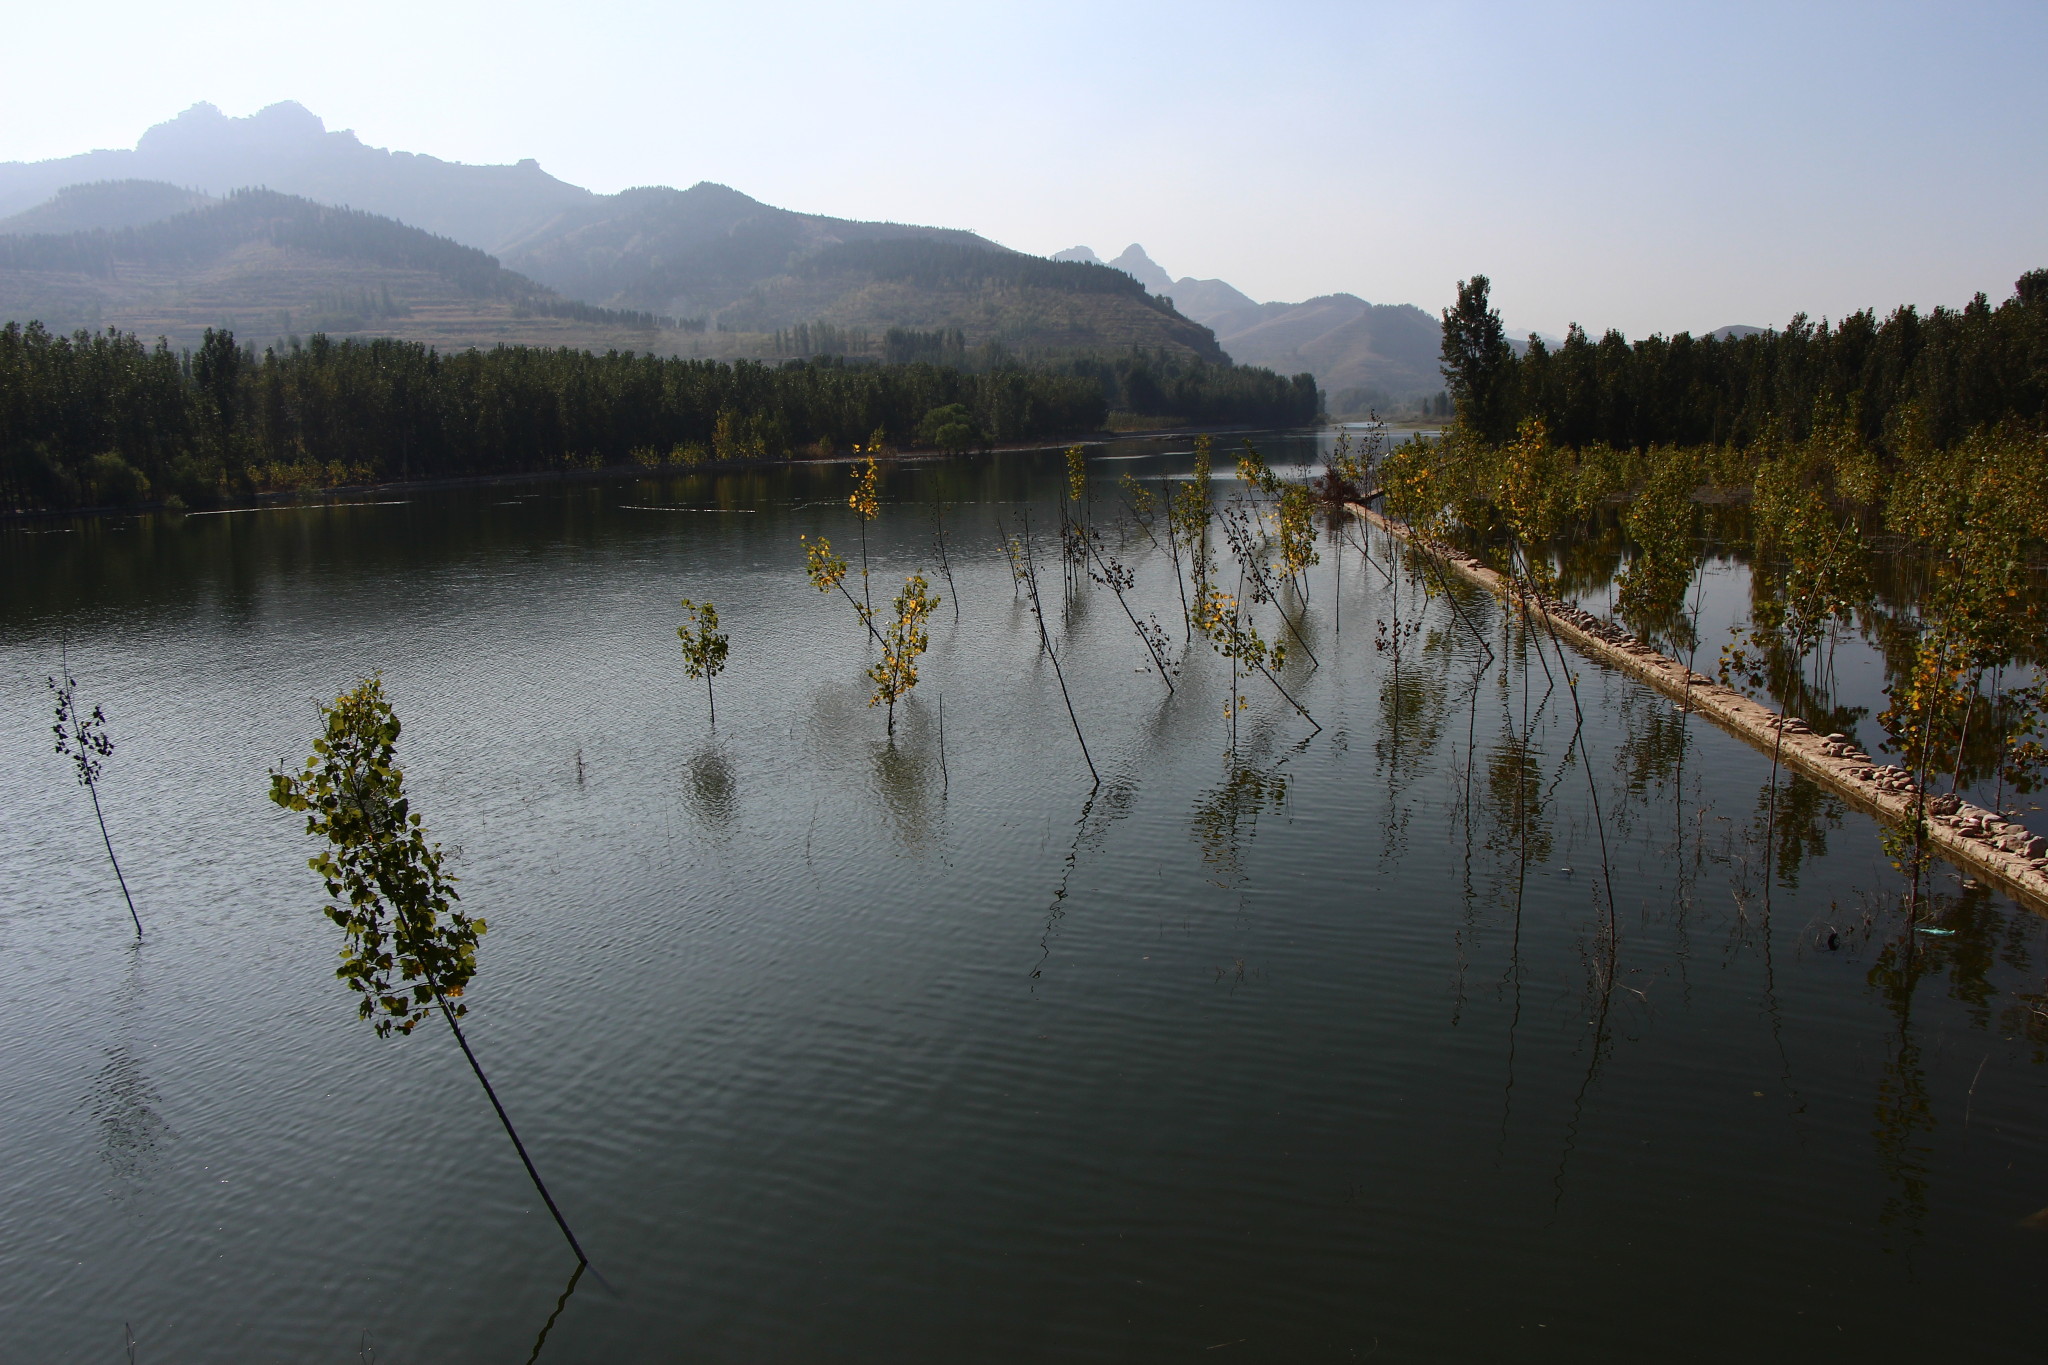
[86,1044,172,1183]
[870,729,939,852]
[684,744,738,831]
[1481,719,1553,867]
[1191,758,1290,889]
[522,1261,584,1365]
[1865,920,1936,1247]
[1033,779,1136,981]
[1749,776,1845,890]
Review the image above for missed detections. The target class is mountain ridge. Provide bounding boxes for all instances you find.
[0,108,1253,372]
[0,102,591,254]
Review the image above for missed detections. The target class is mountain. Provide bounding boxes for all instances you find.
[1164,276,1286,339]
[495,181,998,316]
[1056,242,1445,410]
[1053,243,1175,296]
[1,107,1230,362]
[1213,295,1442,413]
[486,185,1218,356]
[0,188,680,353]
[0,102,591,254]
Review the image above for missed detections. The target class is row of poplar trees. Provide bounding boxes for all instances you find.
[0,324,1320,513]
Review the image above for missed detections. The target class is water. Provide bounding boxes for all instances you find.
[5,435,2048,1361]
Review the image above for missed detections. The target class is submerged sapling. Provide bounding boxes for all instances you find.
[269,674,592,1268]
[49,669,142,939]
[678,598,730,725]
[868,574,940,736]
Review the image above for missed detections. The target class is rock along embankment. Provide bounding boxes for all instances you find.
[1349,502,2048,915]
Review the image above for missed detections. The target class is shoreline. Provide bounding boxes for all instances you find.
[1350,501,2048,915]
[2,422,1314,526]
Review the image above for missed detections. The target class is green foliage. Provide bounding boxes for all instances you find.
[919,404,978,454]
[677,599,729,682]
[1440,275,1515,442]
[1615,447,1699,630]
[1054,350,1320,428]
[0,314,1326,512]
[678,598,730,722]
[1451,270,2048,452]
[268,675,483,1037]
[1170,434,1216,595]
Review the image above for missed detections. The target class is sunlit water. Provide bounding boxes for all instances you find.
[5,435,2048,1362]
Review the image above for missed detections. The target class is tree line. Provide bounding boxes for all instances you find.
[0,323,1320,512]
[1440,270,2048,451]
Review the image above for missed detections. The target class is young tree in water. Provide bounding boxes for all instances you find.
[848,453,881,618]
[802,533,886,647]
[677,599,730,725]
[268,675,592,1268]
[1170,435,1217,636]
[48,669,142,939]
[1192,579,1318,738]
[868,575,940,736]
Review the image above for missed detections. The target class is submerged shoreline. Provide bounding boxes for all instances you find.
[2,422,1320,525]
[1351,500,2048,914]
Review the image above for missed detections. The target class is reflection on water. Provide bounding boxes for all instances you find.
[7,434,2048,1361]
[522,1262,584,1365]
[683,743,737,831]
[868,722,940,853]
[1190,759,1288,888]
[85,1044,173,1184]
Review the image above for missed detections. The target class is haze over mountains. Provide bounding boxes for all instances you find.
[0,103,1226,369]
[0,101,1468,406]
[1054,244,1444,413]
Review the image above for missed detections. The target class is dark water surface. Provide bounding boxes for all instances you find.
[5,435,2048,1362]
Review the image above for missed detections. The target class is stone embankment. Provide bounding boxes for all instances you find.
[1350,503,2048,913]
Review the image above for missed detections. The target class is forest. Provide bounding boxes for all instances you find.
[0,323,1321,511]
[1440,270,2048,451]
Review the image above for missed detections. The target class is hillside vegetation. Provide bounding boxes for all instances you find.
[0,323,1319,512]
[0,188,691,352]
[499,183,1225,358]
[0,179,214,235]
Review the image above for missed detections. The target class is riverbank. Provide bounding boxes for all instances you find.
[2,422,1305,525]
[1350,500,2048,914]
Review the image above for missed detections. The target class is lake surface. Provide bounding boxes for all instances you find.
[5,434,2048,1362]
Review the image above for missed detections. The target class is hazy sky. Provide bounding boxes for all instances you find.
[8,0,2044,337]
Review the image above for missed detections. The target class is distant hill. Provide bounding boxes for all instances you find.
[0,102,592,254]
[497,181,999,316]
[1214,295,1442,413]
[491,183,1218,357]
[1057,242,1445,410]
[0,188,684,353]
[0,179,215,234]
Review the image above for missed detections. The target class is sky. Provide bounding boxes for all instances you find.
[6,0,2044,338]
